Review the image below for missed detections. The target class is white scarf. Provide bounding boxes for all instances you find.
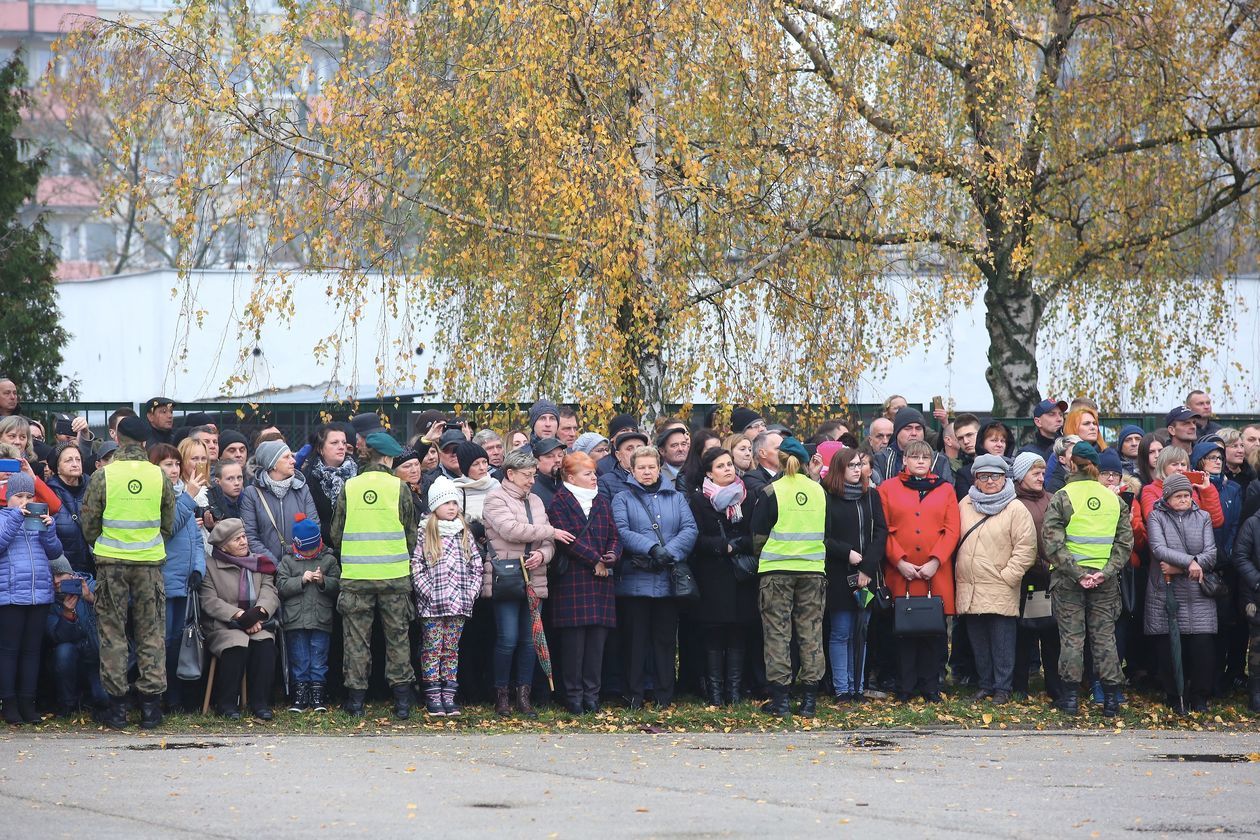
[436,518,465,538]
[564,481,598,516]
[452,474,498,521]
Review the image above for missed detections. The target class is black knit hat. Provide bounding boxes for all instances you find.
[608,413,638,437]
[729,407,762,433]
[456,441,489,475]
[892,407,927,440]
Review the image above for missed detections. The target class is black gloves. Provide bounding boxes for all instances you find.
[649,544,673,566]
[233,606,268,629]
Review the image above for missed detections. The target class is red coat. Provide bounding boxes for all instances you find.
[1140,479,1224,528]
[878,473,960,614]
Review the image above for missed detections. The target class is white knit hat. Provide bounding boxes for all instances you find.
[427,476,462,512]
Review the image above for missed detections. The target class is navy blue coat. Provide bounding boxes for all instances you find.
[47,476,93,573]
[597,463,635,501]
[611,479,698,598]
[0,507,63,606]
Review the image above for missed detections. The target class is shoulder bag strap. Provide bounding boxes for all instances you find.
[520,494,534,561]
[957,513,991,551]
[631,492,667,547]
[256,487,283,543]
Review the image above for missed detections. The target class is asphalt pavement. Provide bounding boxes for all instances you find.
[2,728,1257,838]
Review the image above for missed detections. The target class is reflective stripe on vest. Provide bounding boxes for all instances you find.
[1062,479,1120,570]
[340,471,409,580]
[758,474,827,574]
[94,460,166,561]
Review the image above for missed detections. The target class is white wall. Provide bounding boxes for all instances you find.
[57,270,1260,412]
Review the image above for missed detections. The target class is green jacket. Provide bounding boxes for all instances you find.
[80,443,177,562]
[1043,474,1133,582]
[275,547,341,632]
[329,462,417,556]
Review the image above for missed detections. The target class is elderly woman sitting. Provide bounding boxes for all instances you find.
[200,518,279,720]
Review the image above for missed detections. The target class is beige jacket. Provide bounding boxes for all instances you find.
[954,496,1037,617]
[481,481,556,599]
[199,552,281,656]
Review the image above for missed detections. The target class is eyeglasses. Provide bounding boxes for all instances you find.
[1202,453,1223,462]
[974,473,1006,483]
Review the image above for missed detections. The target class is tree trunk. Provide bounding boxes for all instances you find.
[983,272,1045,417]
[627,40,664,425]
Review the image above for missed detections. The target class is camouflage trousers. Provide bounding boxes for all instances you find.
[759,573,827,686]
[96,562,166,697]
[1052,572,1124,686]
[338,578,416,690]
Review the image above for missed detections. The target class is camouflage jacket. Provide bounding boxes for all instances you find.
[80,443,177,561]
[1042,474,1133,582]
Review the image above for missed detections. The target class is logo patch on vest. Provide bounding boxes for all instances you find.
[796,492,808,506]
[1087,497,1101,511]
[363,490,378,505]
[127,479,143,494]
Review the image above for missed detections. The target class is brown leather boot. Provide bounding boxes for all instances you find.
[514,685,538,719]
[495,687,512,718]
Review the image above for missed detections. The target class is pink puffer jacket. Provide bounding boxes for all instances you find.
[481,481,556,599]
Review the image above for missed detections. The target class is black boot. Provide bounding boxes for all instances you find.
[1057,687,1079,715]
[495,687,512,717]
[1249,679,1260,714]
[1102,685,1120,718]
[725,647,744,706]
[392,683,413,720]
[138,694,163,730]
[309,683,328,713]
[760,684,791,720]
[704,649,725,707]
[288,683,311,713]
[102,695,129,730]
[515,685,538,719]
[2,697,22,726]
[17,696,39,724]
[343,688,366,717]
[797,687,818,718]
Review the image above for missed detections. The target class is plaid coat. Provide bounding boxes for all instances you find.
[410,530,484,618]
[546,485,620,628]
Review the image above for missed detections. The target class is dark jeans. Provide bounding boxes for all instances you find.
[897,634,942,696]
[1154,632,1215,706]
[49,641,107,710]
[559,626,609,707]
[215,639,277,713]
[492,599,536,689]
[287,629,331,684]
[968,614,1017,694]
[1013,622,1063,700]
[0,604,45,701]
[620,597,679,705]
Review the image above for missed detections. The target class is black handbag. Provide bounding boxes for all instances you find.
[631,492,699,600]
[490,551,527,601]
[1199,569,1230,601]
[868,564,893,611]
[176,589,205,680]
[893,586,946,637]
[717,517,758,582]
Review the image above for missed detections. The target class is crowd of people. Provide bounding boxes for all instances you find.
[1,375,1258,728]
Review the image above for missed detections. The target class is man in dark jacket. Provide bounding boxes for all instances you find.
[598,430,648,500]
[597,414,639,476]
[143,397,175,447]
[45,556,106,717]
[531,436,567,508]
[1017,399,1065,462]
[871,408,953,485]
[1186,390,1222,438]
[743,431,782,502]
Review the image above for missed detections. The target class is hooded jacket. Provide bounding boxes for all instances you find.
[1144,498,1218,636]
[0,507,63,606]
